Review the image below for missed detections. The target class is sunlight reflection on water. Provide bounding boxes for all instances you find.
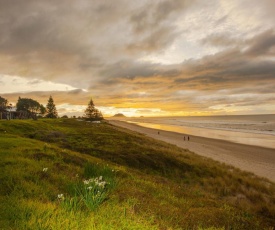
[128,121,275,149]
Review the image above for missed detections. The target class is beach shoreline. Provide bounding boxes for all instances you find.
[109,120,275,183]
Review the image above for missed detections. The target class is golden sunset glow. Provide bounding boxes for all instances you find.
[1,0,275,117]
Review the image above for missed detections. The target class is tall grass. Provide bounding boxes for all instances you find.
[0,119,275,229]
[60,163,117,212]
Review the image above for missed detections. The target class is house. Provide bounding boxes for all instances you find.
[0,107,17,120]
[0,108,37,120]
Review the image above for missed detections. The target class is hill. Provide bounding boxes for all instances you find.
[112,113,126,117]
[0,119,275,229]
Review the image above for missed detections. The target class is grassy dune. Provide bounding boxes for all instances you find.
[0,119,275,229]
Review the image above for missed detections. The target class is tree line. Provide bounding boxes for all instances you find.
[0,95,58,119]
[0,96,103,120]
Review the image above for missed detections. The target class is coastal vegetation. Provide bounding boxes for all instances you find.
[0,96,103,121]
[0,96,51,120]
[83,98,103,121]
[16,97,46,116]
[45,96,58,118]
[0,96,8,111]
[0,119,275,229]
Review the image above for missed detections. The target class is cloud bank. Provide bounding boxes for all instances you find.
[0,0,275,116]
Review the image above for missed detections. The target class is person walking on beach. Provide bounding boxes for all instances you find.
[184,136,185,141]
[158,131,160,135]
[188,136,190,141]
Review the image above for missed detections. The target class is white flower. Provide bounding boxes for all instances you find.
[43,168,48,172]
[99,182,106,187]
[99,176,103,181]
[57,194,64,200]
[87,186,93,190]
[83,179,89,185]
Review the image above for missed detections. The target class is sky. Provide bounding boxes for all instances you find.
[0,0,275,117]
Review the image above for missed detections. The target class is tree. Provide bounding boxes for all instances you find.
[45,96,58,118]
[0,96,8,112]
[16,97,45,119]
[0,96,8,119]
[40,104,46,115]
[16,97,41,113]
[83,98,103,121]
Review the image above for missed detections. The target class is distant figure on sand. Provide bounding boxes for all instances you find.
[188,136,190,141]
[158,131,160,135]
[184,136,185,141]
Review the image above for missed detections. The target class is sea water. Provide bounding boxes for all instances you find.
[119,114,275,149]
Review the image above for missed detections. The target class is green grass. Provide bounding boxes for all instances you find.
[0,118,275,229]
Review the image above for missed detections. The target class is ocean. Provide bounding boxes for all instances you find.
[117,114,275,149]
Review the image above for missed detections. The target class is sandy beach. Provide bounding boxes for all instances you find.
[109,120,275,183]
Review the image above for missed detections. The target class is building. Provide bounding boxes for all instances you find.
[0,108,37,120]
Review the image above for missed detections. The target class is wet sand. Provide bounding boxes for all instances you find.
[109,120,275,183]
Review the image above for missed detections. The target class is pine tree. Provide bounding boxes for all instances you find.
[45,96,58,118]
[84,98,103,120]
[0,96,8,112]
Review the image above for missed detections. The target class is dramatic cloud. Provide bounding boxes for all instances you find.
[0,0,275,116]
[246,30,275,56]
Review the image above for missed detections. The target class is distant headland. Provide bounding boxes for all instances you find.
[112,113,126,117]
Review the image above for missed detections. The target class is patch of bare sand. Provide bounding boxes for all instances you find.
[109,120,275,183]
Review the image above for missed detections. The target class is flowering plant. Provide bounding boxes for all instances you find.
[75,176,109,210]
